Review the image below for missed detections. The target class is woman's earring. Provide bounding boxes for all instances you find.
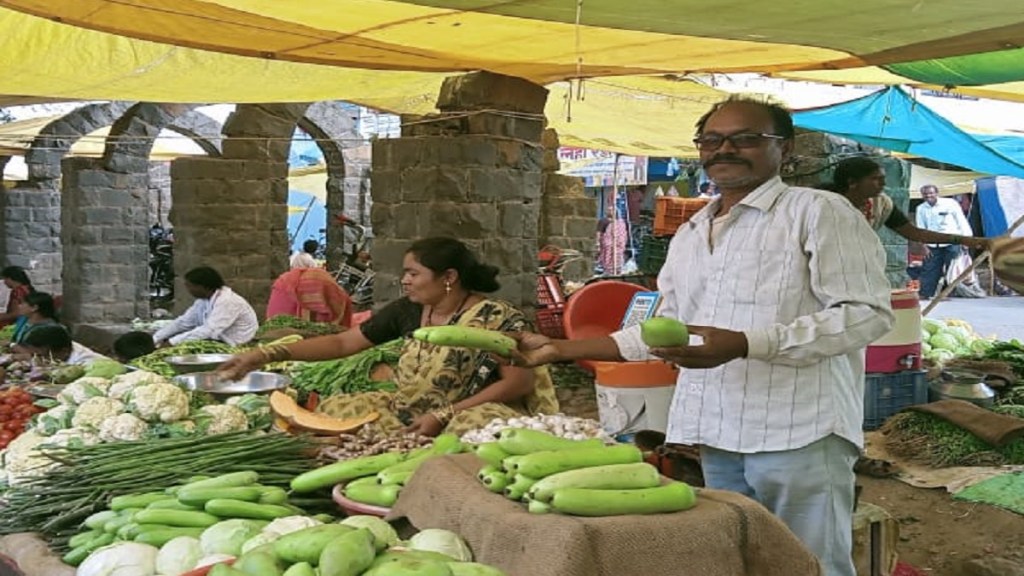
[445,281,451,295]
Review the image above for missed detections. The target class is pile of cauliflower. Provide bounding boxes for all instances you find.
[0,368,267,486]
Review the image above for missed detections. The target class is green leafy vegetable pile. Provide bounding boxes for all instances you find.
[882,404,1024,467]
[289,340,402,396]
[255,315,342,338]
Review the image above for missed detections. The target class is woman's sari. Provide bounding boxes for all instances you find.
[266,268,352,327]
[318,299,559,435]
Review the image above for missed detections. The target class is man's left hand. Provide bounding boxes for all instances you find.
[650,325,749,369]
[403,413,444,437]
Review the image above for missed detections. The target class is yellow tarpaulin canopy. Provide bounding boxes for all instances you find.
[0,115,206,160]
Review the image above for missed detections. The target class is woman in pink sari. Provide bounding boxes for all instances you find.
[597,205,628,275]
[266,268,352,327]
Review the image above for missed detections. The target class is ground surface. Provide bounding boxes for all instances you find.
[551,360,1024,575]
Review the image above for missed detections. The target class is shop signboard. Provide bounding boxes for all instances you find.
[558,147,648,187]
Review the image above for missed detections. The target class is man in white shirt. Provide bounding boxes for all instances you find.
[289,240,320,270]
[513,96,894,576]
[153,267,258,347]
[915,185,974,298]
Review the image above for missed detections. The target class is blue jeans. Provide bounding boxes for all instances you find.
[919,245,961,298]
[700,435,860,576]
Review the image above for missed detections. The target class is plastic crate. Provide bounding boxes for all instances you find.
[863,370,928,430]
[639,235,671,275]
[535,305,566,339]
[536,273,565,307]
[653,197,710,236]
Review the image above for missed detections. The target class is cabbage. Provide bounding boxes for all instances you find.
[85,359,128,379]
[929,333,959,351]
[407,528,473,562]
[262,515,321,537]
[77,542,159,576]
[922,318,946,335]
[199,519,265,556]
[970,339,994,355]
[925,349,955,363]
[240,532,279,555]
[340,515,400,551]
[946,326,973,345]
[156,536,202,576]
[920,341,932,355]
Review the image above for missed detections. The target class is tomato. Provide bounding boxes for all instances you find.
[0,430,13,442]
[15,404,34,418]
[0,405,11,418]
[3,420,22,432]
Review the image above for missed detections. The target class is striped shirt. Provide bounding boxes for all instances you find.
[612,176,894,453]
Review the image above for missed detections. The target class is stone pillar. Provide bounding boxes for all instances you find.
[326,145,372,271]
[0,185,62,294]
[60,157,150,324]
[147,162,172,226]
[169,158,289,316]
[370,72,548,311]
[538,128,595,283]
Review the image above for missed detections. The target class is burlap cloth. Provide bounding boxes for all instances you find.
[389,454,823,576]
[907,399,1024,446]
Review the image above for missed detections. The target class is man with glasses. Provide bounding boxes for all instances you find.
[915,184,974,298]
[511,95,894,576]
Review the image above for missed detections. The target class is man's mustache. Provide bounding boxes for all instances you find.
[703,155,751,169]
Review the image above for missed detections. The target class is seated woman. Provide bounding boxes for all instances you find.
[11,292,61,345]
[221,237,559,437]
[825,157,993,250]
[266,267,352,328]
[0,266,34,329]
[13,325,110,365]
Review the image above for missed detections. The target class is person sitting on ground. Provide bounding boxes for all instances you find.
[0,266,35,328]
[11,292,61,345]
[219,236,559,437]
[112,331,157,363]
[266,267,352,328]
[290,240,320,270]
[14,325,109,365]
[152,266,258,347]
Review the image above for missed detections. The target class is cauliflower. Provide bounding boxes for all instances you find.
[33,403,75,436]
[227,394,272,429]
[44,427,101,448]
[130,382,190,423]
[71,397,125,429]
[197,405,249,434]
[108,370,170,400]
[2,431,57,486]
[58,377,111,405]
[99,413,150,442]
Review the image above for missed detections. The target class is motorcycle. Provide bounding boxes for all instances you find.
[329,215,375,312]
[148,226,174,303]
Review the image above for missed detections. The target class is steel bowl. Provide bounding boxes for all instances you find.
[164,354,235,375]
[173,371,290,397]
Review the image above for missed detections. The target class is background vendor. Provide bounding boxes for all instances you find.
[220,236,559,437]
[153,266,258,347]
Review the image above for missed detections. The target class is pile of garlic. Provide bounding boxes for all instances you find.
[460,413,612,445]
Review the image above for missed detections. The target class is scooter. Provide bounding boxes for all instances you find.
[149,227,174,302]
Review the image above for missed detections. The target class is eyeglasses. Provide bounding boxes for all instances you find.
[692,132,785,151]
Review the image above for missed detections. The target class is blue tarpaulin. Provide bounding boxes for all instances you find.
[793,87,1024,179]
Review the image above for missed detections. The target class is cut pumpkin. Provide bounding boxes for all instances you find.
[269,390,379,435]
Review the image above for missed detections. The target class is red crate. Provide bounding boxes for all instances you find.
[535,306,566,339]
[653,197,710,236]
[537,274,565,307]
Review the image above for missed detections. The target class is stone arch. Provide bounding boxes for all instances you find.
[298,101,369,270]
[25,101,135,189]
[168,110,224,157]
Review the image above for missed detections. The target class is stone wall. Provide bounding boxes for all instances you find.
[60,157,150,323]
[370,72,549,311]
[169,158,290,316]
[0,186,62,295]
[537,128,594,283]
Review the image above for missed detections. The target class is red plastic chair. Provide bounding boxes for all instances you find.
[562,280,644,373]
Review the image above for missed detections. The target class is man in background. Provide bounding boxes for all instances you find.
[290,240,320,269]
[915,184,974,298]
[153,267,258,347]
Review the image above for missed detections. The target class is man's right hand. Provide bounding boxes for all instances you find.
[507,331,562,368]
[216,350,266,381]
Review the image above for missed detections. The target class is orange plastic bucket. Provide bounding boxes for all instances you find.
[592,360,679,388]
[562,280,645,372]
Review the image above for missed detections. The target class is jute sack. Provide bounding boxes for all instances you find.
[390,454,823,576]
